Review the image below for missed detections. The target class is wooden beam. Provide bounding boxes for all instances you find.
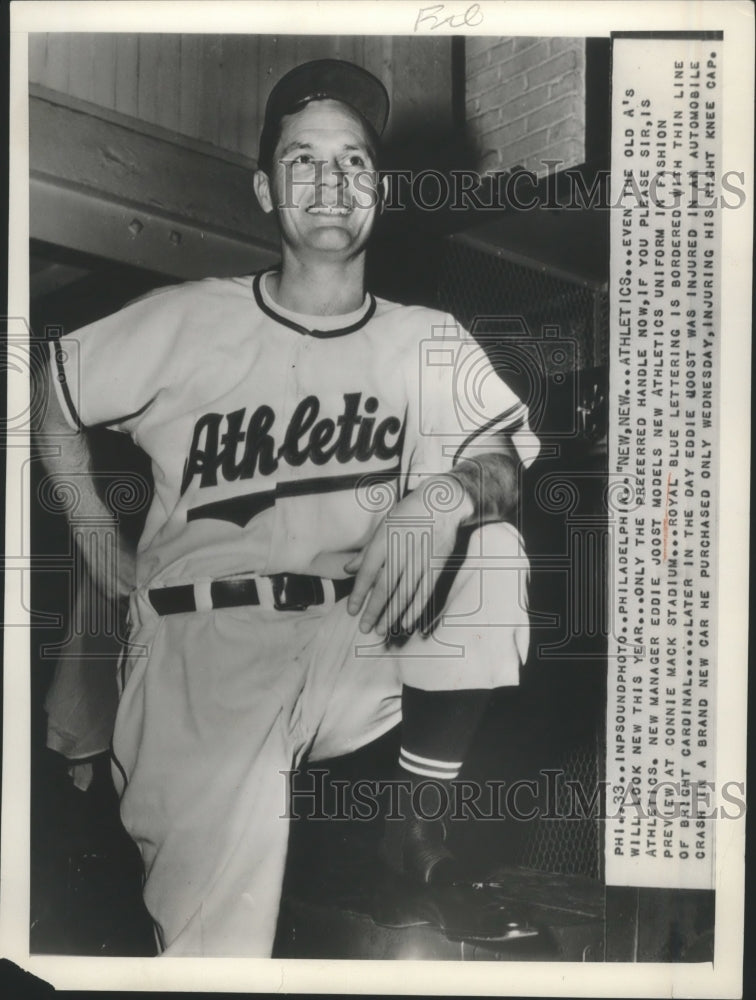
[29,88,280,280]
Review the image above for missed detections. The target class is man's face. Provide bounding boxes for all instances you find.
[254,99,383,259]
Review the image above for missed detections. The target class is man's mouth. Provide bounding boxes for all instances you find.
[306,205,352,216]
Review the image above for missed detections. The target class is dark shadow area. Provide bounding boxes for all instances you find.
[30,751,156,957]
[29,255,158,955]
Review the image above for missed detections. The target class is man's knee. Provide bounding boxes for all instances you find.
[438,521,530,624]
[465,521,525,561]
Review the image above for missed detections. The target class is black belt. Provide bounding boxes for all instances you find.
[148,573,355,616]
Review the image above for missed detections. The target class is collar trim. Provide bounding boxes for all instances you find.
[253,269,376,338]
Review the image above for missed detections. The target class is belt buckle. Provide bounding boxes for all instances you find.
[271,574,321,611]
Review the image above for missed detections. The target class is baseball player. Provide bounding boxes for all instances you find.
[40,59,539,957]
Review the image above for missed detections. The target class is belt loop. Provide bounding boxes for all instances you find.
[321,579,336,605]
[254,575,275,610]
[193,579,213,613]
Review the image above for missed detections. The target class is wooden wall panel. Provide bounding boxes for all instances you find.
[28,33,453,163]
[67,34,97,103]
[91,33,117,110]
[135,34,162,126]
[29,34,62,92]
[233,35,259,161]
[177,33,202,138]
[114,35,139,117]
[196,35,222,148]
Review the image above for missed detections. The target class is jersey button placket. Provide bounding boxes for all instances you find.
[264,335,302,572]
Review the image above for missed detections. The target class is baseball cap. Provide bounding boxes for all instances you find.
[258,59,390,171]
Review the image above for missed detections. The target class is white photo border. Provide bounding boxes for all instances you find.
[4,1,752,995]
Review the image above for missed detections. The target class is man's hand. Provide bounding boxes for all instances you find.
[344,475,473,636]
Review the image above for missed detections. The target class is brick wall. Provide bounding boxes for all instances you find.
[466,37,586,177]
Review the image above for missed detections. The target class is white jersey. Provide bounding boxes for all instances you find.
[52,270,539,588]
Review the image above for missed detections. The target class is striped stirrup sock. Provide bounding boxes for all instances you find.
[399,747,463,780]
[398,685,491,783]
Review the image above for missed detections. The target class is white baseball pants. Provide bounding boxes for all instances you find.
[111,524,530,956]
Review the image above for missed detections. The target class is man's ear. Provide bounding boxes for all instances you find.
[377,173,389,215]
[253,170,274,214]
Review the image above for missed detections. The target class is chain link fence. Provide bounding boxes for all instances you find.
[519,746,603,880]
[438,234,608,372]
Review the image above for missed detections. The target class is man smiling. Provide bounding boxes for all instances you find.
[41,59,539,957]
[254,96,385,306]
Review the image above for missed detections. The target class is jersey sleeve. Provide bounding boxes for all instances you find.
[406,315,540,487]
[49,284,186,436]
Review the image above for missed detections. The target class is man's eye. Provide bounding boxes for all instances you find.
[344,155,367,168]
[291,153,314,165]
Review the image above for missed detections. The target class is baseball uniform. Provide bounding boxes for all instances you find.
[50,267,539,955]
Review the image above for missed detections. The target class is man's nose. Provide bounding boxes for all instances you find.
[320,158,347,187]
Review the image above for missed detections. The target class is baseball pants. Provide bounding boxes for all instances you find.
[111,523,530,957]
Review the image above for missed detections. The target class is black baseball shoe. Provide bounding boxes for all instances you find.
[377,813,541,944]
[380,812,467,886]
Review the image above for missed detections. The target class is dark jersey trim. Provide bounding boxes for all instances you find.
[98,395,157,430]
[50,334,157,431]
[252,269,376,338]
[452,404,526,465]
[276,463,399,499]
[109,740,129,795]
[187,462,401,527]
[50,335,84,430]
[187,488,277,527]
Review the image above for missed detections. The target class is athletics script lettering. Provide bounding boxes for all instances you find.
[606,34,722,890]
